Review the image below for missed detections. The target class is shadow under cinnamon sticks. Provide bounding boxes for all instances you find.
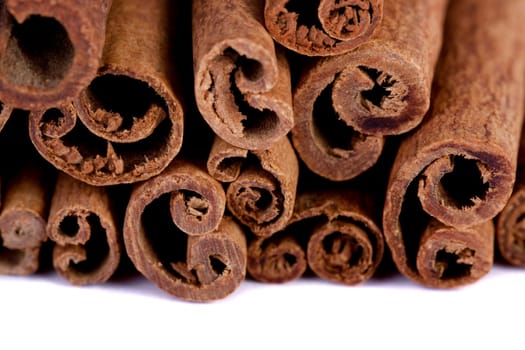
[383,0,525,288]
[28,0,186,186]
[291,0,447,181]
[264,0,383,56]
[193,0,293,150]
[0,0,112,109]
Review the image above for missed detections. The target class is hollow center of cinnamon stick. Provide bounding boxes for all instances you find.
[68,214,110,273]
[440,156,489,209]
[179,190,210,221]
[358,66,397,110]
[322,232,363,268]
[1,15,74,89]
[59,215,79,238]
[209,255,228,276]
[435,248,474,280]
[285,0,320,28]
[87,74,167,131]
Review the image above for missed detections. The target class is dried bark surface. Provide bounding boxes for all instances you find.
[291,0,447,181]
[383,0,525,288]
[0,0,111,109]
[0,163,50,275]
[264,0,383,56]
[0,103,13,134]
[193,0,293,150]
[28,0,184,186]
[248,189,383,285]
[47,173,121,285]
[207,136,298,237]
[124,160,246,302]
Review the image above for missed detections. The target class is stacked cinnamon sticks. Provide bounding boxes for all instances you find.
[0,0,524,302]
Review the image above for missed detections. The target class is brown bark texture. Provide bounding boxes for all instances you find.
[207,135,298,237]
[264,0,383,56]
[248,189,383,285]
[124,159,247,302]
[47,172,121,285]
[0,0,111,109]
[291,0,447,181]
[0,163,50,275]
[193,0,293,150]
[28,0,184,186]
[0,102,13,134]
[383,0,525,288]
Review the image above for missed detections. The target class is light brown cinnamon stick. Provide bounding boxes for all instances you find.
[0,0,111,109]
[248,189,383,285]
[47,173,121,285]
[207,136,298,237]
[497,131,525,266]
[28,0,184,186]
[0,163,51,275]
[124,159,246,302]
[383,0,525,287]
[291,0,447,181]
[193,0,293,150]
[264,0,383,56]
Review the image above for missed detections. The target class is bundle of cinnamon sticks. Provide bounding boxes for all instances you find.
[0,0,524,302]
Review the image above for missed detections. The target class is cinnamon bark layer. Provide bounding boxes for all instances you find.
[0,163,50,275]
[193,0,293,150]
[208,136,298,237]
[28,0,184,186]
[0,103,13,134]
[248,190,383,285]
[47,173,121,285]
[383,0,525,287]
[124,160,246,302]
[497,133,525,266]
[264,0,383,56]
[0,0,111,109]
[291,0,447,181]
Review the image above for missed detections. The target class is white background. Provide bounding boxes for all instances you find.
[0,264,523,349]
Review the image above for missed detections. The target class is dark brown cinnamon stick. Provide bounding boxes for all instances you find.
[383,0,525,287]
[28,0,184,186]
[291,0,447,181]
[0,0,111,109]
[497,132,525,266]
[248,189,383,284]
[0,163,50,275]
[193,0,293,150]
[124,159,246,302]
[208,136,298,237]
[47,173,121,285]
[264,0,383,56]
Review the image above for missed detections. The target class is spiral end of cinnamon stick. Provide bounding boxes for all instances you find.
[307,218,383,285]
[497,190,525,266]
[0,0,110,109]
[264,0,383,56]
[247,235,306,283]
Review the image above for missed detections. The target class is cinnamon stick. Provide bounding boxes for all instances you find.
[497,132,525,266]
[124,159,246,302]
[0,103,13,134]
[47,173,121,285]
[291,0,447,181]
[383,0,525,287]
[264,0,383,56]
[207,136,298,237]
[0,163,51,275]
[248,189,384,285]
[0,0,111,109]
[193,0,293,150]
[28,0,184,186]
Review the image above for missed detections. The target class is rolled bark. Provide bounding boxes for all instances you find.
[207,136,298,237]
[291,0,447,181]
[383,0,525,287]
[47,173,121,285]
[0,0,111,109]
[248,189,383,285]
[193,0,293,150]
[28,0,184,186]
[124,160,245,302]
[0,103,13,134]
[497,133,525,266]
[0,163,50,275]
[264,0,383,56]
